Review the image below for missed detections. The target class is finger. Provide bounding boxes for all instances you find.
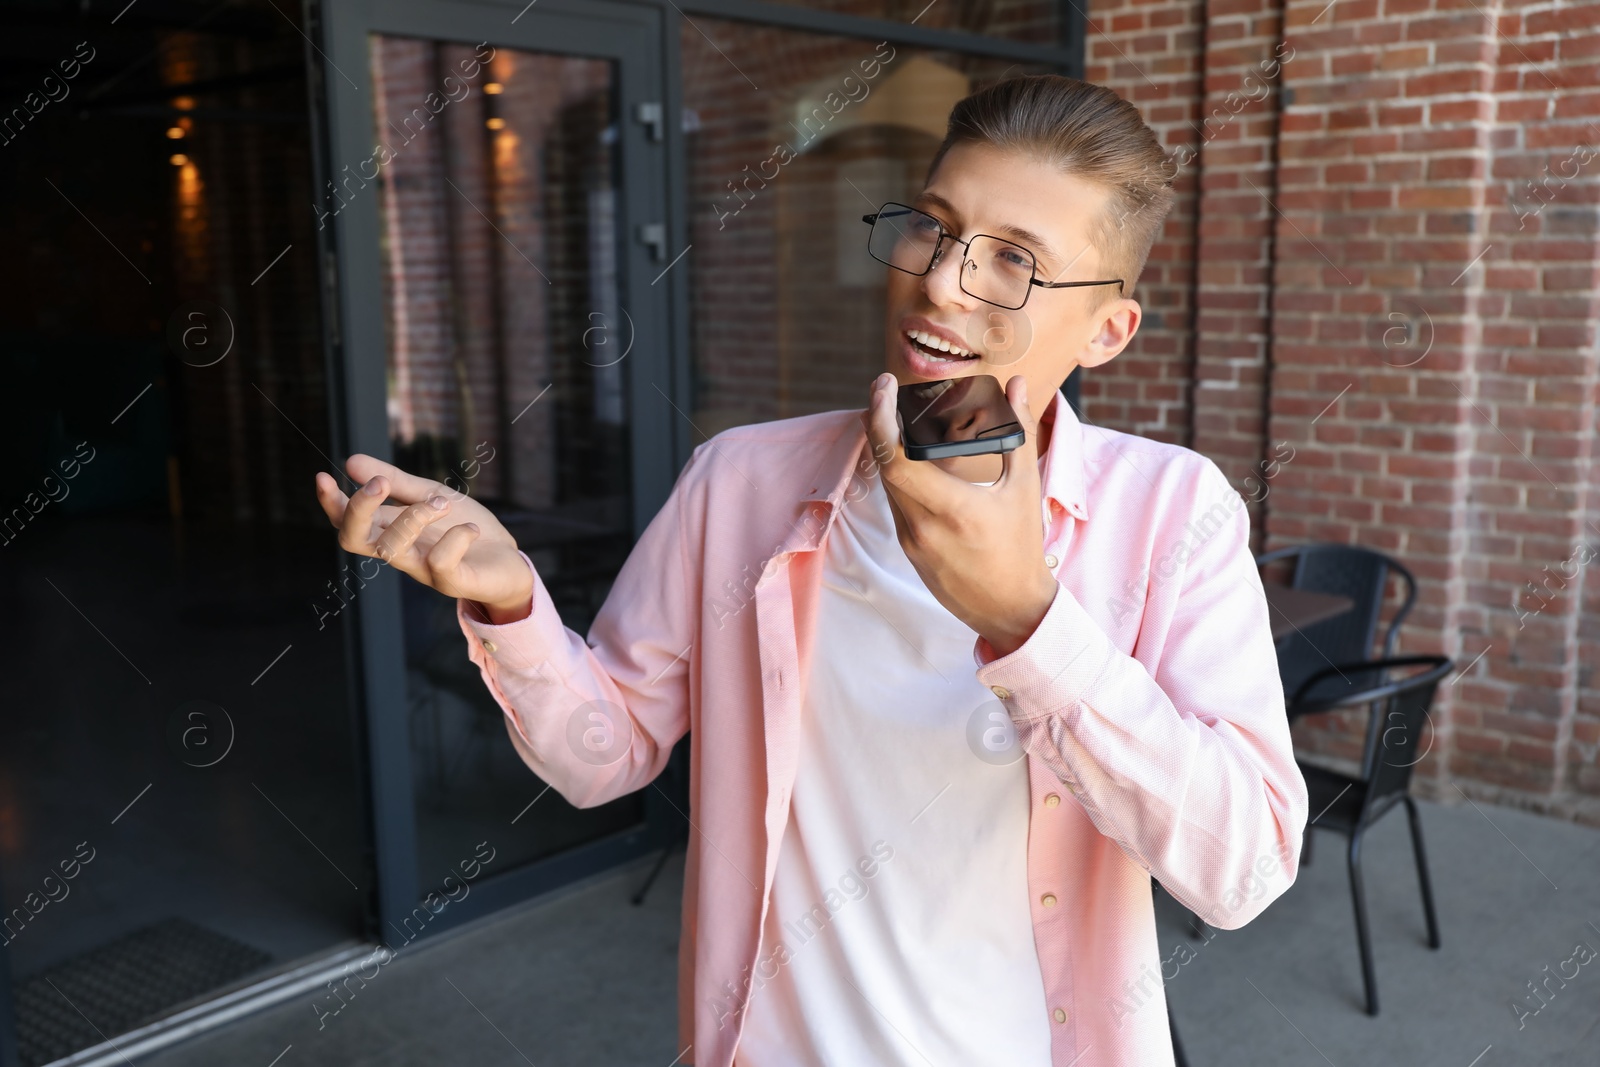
[343,453,443,506]
[427,520,480,579]
[862,374,946,520]
[373,496,451,561]
[315,471,350,529]
[338,475,392,554]
[998,374,1044,489]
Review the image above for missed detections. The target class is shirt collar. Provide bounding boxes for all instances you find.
[1036,386,1089,522]
[799,385,1090,527]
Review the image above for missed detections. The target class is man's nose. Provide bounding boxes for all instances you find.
[921,242,979,310]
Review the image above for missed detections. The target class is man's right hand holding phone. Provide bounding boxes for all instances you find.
[314,454,534,624]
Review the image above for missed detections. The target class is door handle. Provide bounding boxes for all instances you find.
[634,101,663,142]
[637,222,667,262]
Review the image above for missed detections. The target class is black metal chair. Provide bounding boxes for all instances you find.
[1288,654,1452,1016]
[1179,544,1419,946]
[1256,543,1418,716]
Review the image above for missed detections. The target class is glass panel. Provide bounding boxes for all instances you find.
[367,36,645,891]
[0,4,364,1063]
[762,0,1061,44]
[682,21,1055,435]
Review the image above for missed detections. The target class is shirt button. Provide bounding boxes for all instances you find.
[1041,893,1057,908]
[482,640,498,653]
[1044,553,1058,569]
[990,685,1010,700]
[1044,793,1061,808]
[1053,1007,1068,1024]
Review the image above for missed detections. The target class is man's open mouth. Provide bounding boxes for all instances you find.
[904,328,979,363]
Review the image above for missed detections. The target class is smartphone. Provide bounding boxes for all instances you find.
[895,372,1025,461]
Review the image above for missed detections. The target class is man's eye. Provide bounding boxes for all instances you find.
[991,245,1033,274]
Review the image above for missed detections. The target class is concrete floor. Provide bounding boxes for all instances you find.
[137,794,1600,1067]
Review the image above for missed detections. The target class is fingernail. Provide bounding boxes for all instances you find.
[429,496,447,510]
[363,479,383,496]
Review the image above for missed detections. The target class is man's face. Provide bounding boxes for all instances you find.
[881,140,1142,428]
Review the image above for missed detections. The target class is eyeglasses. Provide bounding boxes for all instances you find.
[861,202,1124,311]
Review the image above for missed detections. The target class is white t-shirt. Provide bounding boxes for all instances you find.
[732,464,1054,1066]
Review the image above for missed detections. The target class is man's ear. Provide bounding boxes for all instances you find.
[1078,298,1141,369]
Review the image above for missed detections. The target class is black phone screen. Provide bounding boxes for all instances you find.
[894,372,1023,459]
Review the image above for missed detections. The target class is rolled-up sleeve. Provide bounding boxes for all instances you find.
[454,449,704,810]
[973,459,1308,930]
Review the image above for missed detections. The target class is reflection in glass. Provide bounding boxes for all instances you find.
[681,21,1054,437]
[764,0,1060,43]
[368,36,644,890]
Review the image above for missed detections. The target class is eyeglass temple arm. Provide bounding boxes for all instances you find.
[1034,278,1124,293]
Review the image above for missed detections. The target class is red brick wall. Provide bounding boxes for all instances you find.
[1087,0,1600,825]
[372,39,611,508]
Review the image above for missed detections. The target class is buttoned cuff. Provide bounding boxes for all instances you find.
[455,552,555,669]
[972,578,1117,721]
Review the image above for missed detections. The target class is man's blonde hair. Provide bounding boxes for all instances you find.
[925,74,1176,309]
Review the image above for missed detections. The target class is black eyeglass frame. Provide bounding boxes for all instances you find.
[861,203,1125,310]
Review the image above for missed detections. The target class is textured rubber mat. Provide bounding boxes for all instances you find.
[14,917,273,1066]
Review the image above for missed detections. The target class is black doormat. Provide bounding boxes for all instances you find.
[14,917,274,1066]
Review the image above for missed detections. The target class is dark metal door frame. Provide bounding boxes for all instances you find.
[312,0,678,949]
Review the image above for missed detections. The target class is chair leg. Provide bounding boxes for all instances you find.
[1303,824,1313,866]
[1347,831,1380,1016]
[1403,795,1442,949]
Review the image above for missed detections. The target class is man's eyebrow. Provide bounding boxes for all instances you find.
[913,190,1068,271]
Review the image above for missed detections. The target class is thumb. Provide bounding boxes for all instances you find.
[998,374,1041,487]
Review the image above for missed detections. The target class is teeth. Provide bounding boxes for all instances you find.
[905,328,971,358]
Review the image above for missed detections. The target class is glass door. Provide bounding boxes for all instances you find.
[319,0,681,944]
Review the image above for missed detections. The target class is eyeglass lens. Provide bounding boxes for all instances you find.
[867,205,1035,309]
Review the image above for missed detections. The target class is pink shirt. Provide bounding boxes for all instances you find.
[457,388,1309,1067]
[734,458,1054,1065]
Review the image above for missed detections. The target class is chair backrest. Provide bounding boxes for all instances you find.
[1256,543,1417,701]
[1356,656,1453,816]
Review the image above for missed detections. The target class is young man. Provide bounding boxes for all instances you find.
[315,75,1307,1067]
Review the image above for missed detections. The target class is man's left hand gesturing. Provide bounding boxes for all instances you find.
[861,371,1060,659]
